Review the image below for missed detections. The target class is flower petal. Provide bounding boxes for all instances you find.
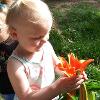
[81,59,94,71]
[68,53,81,69]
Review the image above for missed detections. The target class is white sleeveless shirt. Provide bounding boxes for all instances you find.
[11,41,60,100]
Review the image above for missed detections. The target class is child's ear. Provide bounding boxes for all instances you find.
[9,27,17,40]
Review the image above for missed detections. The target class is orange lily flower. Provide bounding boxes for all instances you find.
[57,53,94,77]
[57,53,94,100]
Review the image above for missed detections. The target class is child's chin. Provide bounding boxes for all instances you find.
[35,45,43,51]
[35,47,41,51]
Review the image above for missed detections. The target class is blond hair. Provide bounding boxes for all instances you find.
[6,0,52,31]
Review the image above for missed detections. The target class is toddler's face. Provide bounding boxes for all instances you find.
[16,19,52,52]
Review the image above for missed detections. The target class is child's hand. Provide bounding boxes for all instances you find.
[82,71,88,80]
[53,74,85,93]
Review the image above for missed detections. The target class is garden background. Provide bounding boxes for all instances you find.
[0,0,100,100]
[48,0,100,99]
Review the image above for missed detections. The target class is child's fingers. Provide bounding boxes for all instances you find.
[67,75,83,85]
[74,85,81,90]
[75,78,84,86]
[82,71,88,80]
[71,78,84,90]
[59,75,85,92]
[71,75,83,82]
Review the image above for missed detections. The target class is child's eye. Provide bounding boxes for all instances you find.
[30,37,40,43]
[32,36,44,41]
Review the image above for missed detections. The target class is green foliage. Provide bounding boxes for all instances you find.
[50,2,100,65]
[49,2,100,100]
[64,3,100,63]
[86,65,100,81]
[86,65,100,100]
[88,91,96,100]
[86,80,100,91]
[49,29,69,56]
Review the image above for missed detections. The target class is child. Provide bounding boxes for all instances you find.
[0,4,18,100]
[6,0,87,100]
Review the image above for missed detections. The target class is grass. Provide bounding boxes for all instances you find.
[48,1,100,99]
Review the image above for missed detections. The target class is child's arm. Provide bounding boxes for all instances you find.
[7,58,85,100]
[47,42,64,76]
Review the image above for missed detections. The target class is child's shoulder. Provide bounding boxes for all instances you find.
[7,54,25,73]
